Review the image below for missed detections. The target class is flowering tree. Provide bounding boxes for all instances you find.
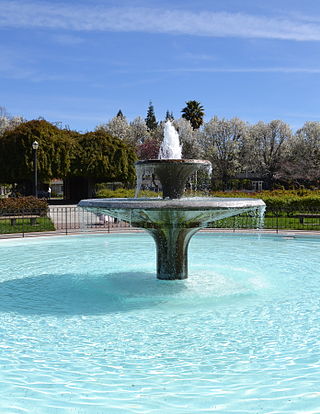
[0,106,24,136]
[173,118,201,159]
[129,117,150,146]
[280,122,320,185]
[248,120,291,186]
[201,117,247,187]
[97,114,131,143]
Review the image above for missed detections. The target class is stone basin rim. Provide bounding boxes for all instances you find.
[79,197,266,210]
[135,159,211,165]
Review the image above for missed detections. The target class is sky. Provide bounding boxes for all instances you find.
[1,0,320,132]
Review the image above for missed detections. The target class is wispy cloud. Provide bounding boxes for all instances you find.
[1,1,320,41]
[52,34,85,46]
[120,66,320,74]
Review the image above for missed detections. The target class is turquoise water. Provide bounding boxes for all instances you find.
[0,233,320,413]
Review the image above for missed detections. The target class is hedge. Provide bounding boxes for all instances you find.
[211,190,320,212]
[0,196,48,215]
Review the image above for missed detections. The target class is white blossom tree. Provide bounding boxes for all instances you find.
[0,106,24,136]
[173,118,201,158]
[96,114,130,143]
[201,117,248,188]
[281,122,320,185]
[248,120,292,186]
[129,116,150,146]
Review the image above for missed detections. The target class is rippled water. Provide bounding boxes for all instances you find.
[0,233,320,413]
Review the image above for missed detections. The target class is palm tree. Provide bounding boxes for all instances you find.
[181,100,205,130]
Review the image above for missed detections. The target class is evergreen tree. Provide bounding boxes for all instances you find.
[165,110,174,121]
[145,101,158,130]
[116,109,125,119]
[181,100,205,130]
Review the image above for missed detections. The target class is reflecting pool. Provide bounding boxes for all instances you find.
[0,233,320,413]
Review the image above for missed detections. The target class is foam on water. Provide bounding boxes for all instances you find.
[0,233,320,412]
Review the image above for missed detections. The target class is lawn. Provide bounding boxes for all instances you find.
[212,213,320,231]
[0,217,55,234]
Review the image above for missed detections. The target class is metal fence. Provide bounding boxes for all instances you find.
[1,206,320,238]
[0,206,134,238]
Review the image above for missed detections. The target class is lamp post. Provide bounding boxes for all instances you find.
[32,141,39,197]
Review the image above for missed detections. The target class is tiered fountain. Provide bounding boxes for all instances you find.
[79,121,265,280]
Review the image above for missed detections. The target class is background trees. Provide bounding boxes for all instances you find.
[2,100,320,194]
[0,119,136,199]
[0,120,74,193]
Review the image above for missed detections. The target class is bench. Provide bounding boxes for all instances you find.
[0,215,40,226]
[293,214,320,225]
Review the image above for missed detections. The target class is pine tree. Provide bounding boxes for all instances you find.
[145,101,158,130]
[116,109,125,119]
[165,110,174,121]
[181,100,205,130]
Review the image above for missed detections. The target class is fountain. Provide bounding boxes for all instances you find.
[79,121,265,280]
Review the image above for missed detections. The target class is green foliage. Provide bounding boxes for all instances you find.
[0,196,48,214]
[165,110,174,121]
[0,217,55,234]
[71,130,137,184]
[0,120,74,183]
[96,188,160,198]
[145,101,158,131]
[211,189,320,212]
[181,100,205,130]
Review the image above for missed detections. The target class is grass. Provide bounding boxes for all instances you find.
[0,217,55,234]
[212,213,320,231]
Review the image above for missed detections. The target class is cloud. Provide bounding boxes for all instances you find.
[52,34,85,45]
[1,1,320,41]
[120,66,320,75]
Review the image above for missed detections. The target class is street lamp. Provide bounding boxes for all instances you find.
[32,141,39,197]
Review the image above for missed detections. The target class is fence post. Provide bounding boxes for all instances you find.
[65,207,68,235]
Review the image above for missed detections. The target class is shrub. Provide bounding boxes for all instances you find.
[96,188,161,198]
[0,196,48,215]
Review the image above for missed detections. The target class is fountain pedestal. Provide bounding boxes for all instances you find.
[146,226,197,280]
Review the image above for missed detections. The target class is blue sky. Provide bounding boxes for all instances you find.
[1,0,320,132]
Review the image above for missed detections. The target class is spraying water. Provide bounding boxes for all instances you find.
[158,120,182,159]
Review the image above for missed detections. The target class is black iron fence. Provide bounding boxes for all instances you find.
[0,206,320,238]
[0,206,133,237]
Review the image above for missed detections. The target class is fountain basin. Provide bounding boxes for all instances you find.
[79,197,265,280]
[135,159,211,199]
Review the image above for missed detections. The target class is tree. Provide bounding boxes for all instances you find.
[248,120,291,187]
[116,109,125,119]
[0,106,24,136]
[201,117,248,188]
[66,129,137,201]
[71,130,135,182]
[0,120,74,190]
[129,117,150,146]
[181,100,205,130]
[173,118,201,159]
[281,122,320,185]
[137,139,160,160]
[165,110,174,122]
[97,115,130,143]
[145,101,158,131]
